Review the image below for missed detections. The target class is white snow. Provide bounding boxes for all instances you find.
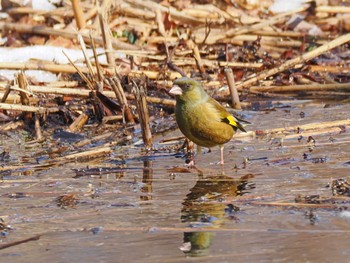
[0,45,113,82]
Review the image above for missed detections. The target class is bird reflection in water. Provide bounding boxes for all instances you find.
[180,174,255,256]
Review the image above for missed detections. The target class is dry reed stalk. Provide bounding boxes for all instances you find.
[58,146,111,161]
[0,22,138,50]
[0,120,25,132]
[1,84,12,112]
[71,0,86,29]
[130,70,182,80]
[155,8,166,37]
[0,61,113,75]
[125,0,202,25]
[307,65,350,73]
[249,83,350,92]
[115,3,155,21]
[259,119,350,136]
[62,51,94,89]
[0,84,177,106]
[77,34,96,80]
[316,5,350,13]
[0,103,60,113]
[132,80,153,150]
[89,33,104,82]
[99,11,116,68]
[236,33,350,90]
[252,30,309,38]
[224,68,241,110]
[141,59,263,69]
[218,9,306,42]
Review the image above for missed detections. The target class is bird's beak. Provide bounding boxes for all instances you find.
[169,85,183,96]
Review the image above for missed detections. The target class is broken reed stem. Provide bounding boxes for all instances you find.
[224,68,241,110]
[99,11,116,68]
[132,81,153,150]
[1,83,11,103]
[16,72,33,120]
[71,0,86,29]
[237,33,350,90]
[108,77,135,123]
[67,112,89,132]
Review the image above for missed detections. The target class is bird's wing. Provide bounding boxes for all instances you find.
[186,101,232,146]
[207,97,247,132]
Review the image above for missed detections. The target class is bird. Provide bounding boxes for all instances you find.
[169,77,248,165]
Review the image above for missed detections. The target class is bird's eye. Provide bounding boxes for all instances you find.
[185,84,190,89]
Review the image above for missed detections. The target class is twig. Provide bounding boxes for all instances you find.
[0,235,41,250]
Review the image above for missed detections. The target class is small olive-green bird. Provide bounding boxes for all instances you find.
[169,77,247,165]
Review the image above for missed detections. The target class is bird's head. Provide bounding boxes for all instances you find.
[169,77,206,102]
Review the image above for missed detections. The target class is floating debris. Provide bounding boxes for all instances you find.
[330,178,350,197]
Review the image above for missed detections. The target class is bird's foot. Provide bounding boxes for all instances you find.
[185,159,195,168]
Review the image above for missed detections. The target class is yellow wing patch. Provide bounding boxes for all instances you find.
[223,115,247,132]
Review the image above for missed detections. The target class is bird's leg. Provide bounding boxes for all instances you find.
[220,145,225,165]
[185,139,195,167]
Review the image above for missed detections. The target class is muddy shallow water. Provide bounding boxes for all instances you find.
[1,101,350,262]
